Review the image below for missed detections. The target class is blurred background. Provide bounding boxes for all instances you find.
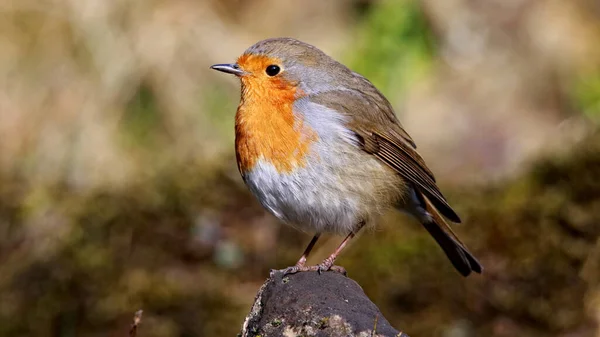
[0,0,599,336]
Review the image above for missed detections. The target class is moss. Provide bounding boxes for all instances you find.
[342,131,600,336]
[0,164,252,337]
[317,316,329,329]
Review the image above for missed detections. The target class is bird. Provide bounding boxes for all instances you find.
[210,37,482,276]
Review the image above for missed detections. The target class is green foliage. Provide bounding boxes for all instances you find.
[203,84,239,140]
[0,168,251,337]
[572,70,600,122]
[122,83,164,148]
[1,1,599,336]
[341,131,600,337]
[347,0,435,96]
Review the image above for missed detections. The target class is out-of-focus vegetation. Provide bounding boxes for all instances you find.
[345,131,600,336]
[573,72,600,121]
[0,0,599,336]
[348,0,434,94]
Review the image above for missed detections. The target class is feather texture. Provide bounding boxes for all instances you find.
[309,89,461,223]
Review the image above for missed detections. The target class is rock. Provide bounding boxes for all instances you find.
[240,270,409,337]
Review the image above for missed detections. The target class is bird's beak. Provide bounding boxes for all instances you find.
[210,63,245,76]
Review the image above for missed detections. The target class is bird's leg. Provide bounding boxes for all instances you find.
[280,234,320,275]
[316,221,365,274]
[295,233,320,267]
[281,222,365,276]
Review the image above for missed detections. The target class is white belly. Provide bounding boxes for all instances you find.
[242,141,403,235]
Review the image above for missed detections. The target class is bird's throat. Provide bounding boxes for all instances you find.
[235,80,316,174]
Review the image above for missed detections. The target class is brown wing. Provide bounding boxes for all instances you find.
[309,88,461,223]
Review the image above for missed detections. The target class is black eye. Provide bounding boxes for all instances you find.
[265,65,280,76]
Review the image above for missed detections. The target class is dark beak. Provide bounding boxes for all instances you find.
[210,63,245,76]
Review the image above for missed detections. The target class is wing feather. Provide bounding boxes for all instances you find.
[308,88,461,223]
[371,132,461,223]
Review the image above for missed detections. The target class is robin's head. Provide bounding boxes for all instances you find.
[210,38,352,96]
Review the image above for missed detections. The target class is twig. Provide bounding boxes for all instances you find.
[372,313,379,336]
[129,310,143,337]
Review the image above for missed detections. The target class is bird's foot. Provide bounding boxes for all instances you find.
[279,264,312,275]
[277,260,346,276]
[315,256,347,275]
[322,264,347,275]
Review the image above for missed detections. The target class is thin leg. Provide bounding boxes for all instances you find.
[281,221,366,276]
[316,221,365,274]
[296,234,321,267]
[280,234,321,275]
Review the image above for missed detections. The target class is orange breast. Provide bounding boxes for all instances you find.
[235,70,316,174]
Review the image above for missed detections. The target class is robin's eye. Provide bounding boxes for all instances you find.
[265,65,280,76]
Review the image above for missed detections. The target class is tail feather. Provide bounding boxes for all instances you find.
[421,195,482,276]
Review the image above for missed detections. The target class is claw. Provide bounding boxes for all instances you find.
[316,260,346,275]
[281,266,301,276]
[279,265,313,275]
[276,264,347,276]
[317,256,335,274]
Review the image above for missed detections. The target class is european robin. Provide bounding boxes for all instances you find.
[211,38,482,276]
